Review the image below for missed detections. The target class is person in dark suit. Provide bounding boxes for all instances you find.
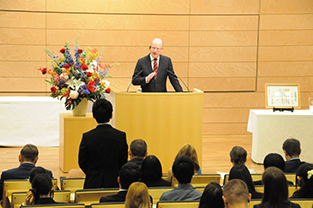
[0,144,53,201]
[128,139,148,168]
[99,162,141,203]
[282,138,304,173]
[78,98,128,189]
[131,38,183,92]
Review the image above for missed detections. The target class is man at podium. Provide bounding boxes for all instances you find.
[131,38,183,92]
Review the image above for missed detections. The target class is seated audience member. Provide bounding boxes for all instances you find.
[128,139,148,168]
[125,182,151,208]
[23,173,60,206]
[159,156,202,201]
[66,168,85,178]
[0,144,53,200]
[290,163,313,198]
[229,164,262,199]
[29,167,51,183]
[199,181,224,208]
[253,153,293,185]
[140,155,171,187]
[99,162,141,203]
[282,138,304,173]
[222,179,251,208]
[230,146,247,166]
[166,144,201,181]
[254,167,300,208]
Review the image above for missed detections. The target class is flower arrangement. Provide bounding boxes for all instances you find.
[39,36,117,110]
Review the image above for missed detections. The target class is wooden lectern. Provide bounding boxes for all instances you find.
[111,89,203,172]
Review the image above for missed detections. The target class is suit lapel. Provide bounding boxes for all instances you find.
[145,55,153,72]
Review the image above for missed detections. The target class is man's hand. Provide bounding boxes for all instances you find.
[146,72,156,83]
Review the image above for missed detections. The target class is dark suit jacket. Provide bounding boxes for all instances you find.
[132,54,183,92]
[284,158,304,173]
[99,190,127,203]
[141,179,172,187]
[254,202,300,208]
[0,163,53,200]
[79,124,128,189]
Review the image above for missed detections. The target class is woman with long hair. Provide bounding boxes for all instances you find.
[125,182,151,208]
[254,167,300,208]
[291,163,313,198]
[198,181,224,208]
[229,164,263,199]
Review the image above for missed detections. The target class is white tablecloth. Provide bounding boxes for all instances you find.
[0,97,69,147]
[247,109,313,164]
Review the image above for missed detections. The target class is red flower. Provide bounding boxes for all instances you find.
[87,85,95,92]
[81,64,88,71]
[105,88,111,93]
[78,49,83,53]
[38,67,47,75]
[87,72,93,77]
[89,81,95,86]
[64,64,70,69]
[51,86,57,94]
[60,48,65,53]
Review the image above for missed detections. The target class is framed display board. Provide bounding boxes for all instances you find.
[265,83,301,108]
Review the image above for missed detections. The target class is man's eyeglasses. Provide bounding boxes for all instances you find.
[150,47,162,51]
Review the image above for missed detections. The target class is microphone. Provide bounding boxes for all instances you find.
[167,70,190,92]
[127,70,143,92]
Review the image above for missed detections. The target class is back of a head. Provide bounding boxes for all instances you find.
[125,182,150,208]
[119,162,141,189]
[229,164,255,193]
[130,139,147,158]
[29,167,48,183]
[262,167,288,205]
[199,181,224,208]
[31,173,53,199]
[141,155,162,181]
[172,155,194,184]
[294,163,313,197]
[263,153,285,171]
[223,179,249,206]
[21,144,38,162]
[230,146,247,165]
[92,98,113,123]
[175,144,200,172]
[282,138,301,157]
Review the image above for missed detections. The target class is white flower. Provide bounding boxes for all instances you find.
[70,91,79,99]
[103,80,110,88]
[66,77,85,90]
[307,169,313,179]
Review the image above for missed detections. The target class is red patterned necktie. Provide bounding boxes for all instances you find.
[153,58,158,79]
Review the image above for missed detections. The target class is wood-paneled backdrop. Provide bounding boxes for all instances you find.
[0,0,313,140]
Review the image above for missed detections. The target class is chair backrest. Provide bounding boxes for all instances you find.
[74,188,119,206]
[290,198,313,208]
[90,202,125,208]
[60,178,85,193]
[147,187,175,204]
[248,199,261,208]
[172,174,221,187]
[156,201,199,208]
[11,190,71,208]
[224,173,296,185]
[22,204,85,208]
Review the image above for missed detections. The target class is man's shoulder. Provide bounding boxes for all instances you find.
[100,192,126,202]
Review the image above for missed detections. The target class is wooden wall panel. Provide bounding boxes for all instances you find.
[47,14,190,31]
[0,0,45,11]
[0,62,46,78]
[258,46,313,61]
[190,16,259,30]
[257,77,313,92]
[203,123,250,135]
[189,78,256,92]
[0,11,45,28]
[0,78,47,92]
[0,28,45,45]
[46,0,190,14]
[203,108,251,123]
[190,0,259,14]
[259,31,313,46]
[260,15,313,30]
[258,62,313,77]
[189,63,256,77]
[260,0,313,14]
[0,45,45,61]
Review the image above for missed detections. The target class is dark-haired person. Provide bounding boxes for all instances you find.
[199,181,224,208]
[230,146,247,166]
[159,156,202,201]
[131,38,182,92]
[282,138,304,173]
[290,163,313,198]
[140,155,171,187]
[229,164,262,199]
[254,153,293,185]
[254,167,300,208]
[79,98,128,189]
[0,144,53,201]
[128,139,148,168]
